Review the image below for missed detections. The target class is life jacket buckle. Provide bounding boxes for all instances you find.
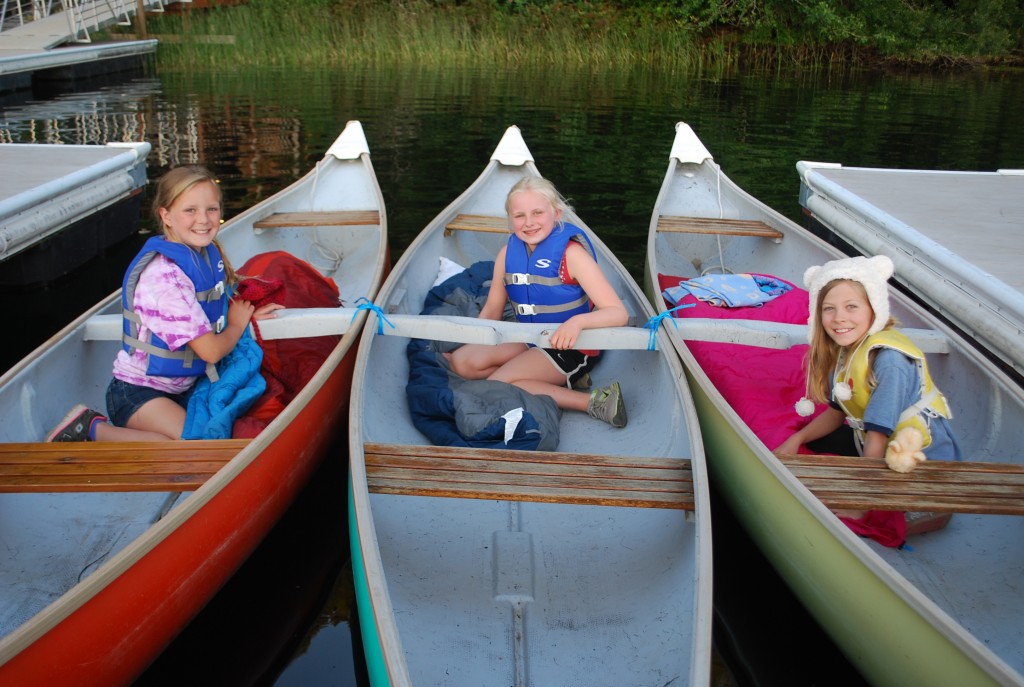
[516,303,536,316]
[215,315,226,333]
[510,273,531,286]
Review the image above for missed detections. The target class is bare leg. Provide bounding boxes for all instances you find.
[94,397,186,441]
[512,380,590,412]
[487,347,590,412]
[447,342,528,380]
[93,424,178,442]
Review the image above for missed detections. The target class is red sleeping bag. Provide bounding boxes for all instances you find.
[232,251,342,438]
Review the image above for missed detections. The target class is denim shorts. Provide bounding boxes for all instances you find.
[106,378,189,427]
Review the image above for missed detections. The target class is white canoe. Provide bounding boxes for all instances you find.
[0,120,388,685]
[645,121,1024,687]
[350,125,713,686]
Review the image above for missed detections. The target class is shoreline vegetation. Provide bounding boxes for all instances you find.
[127,0,1024,72]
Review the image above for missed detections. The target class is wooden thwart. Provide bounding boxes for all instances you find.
[657,216,783,241]
[364,442,694,510]
[0,439,251,493]
[444,213,508,236]
[778,454,1024,515]
[253,210,380,228]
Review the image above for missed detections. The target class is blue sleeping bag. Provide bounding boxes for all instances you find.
[182,327,266,440]
[405,260,561,451]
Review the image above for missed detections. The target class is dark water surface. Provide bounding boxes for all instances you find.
[2,64,1022,686]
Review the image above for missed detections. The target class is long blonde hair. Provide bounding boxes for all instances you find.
[152,165,237,286]
[804,278,896,403]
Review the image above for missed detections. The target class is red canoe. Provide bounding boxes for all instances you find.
[0,120,388,685]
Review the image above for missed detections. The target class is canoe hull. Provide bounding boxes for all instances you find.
[351,126,712,687]
[645,122,1024,687]
[1,350,356,685]
[0,120,388,686]
[682,362,1004,687]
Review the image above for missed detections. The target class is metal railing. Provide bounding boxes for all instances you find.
[1,1,59,30]
[1,0,182,42]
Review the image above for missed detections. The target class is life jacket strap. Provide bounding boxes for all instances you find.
[121,322,220,382]
[196,280,225,303]
[510,293,589,317]
[505,272,563,287]
[122,332,198,366]
[898,388,942,425]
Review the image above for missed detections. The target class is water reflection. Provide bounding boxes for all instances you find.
[1,78,159,145]
[3,63,1023,686]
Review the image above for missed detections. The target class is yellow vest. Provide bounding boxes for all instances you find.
[834,329,952,451]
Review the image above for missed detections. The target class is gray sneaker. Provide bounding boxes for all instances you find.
[46,404,106,442]
[588,382,627,428]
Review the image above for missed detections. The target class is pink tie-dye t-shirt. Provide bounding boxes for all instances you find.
[112,254,215,393]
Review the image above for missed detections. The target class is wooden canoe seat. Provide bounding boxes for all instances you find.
[444,213,508,236]
[778,454,1024,515]
[253,210,380,229]
[0,439,250,493]
[364,442,694,510]
[657,216,783,242]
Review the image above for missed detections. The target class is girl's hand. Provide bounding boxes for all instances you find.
[253,303,284,320]
[227,298,256,329]
[548,318,582,350]
[773,435,803,456]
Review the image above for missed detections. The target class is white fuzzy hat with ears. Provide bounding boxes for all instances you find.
[803,255,895,343]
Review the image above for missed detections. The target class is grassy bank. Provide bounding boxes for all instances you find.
[137,0,1023,72]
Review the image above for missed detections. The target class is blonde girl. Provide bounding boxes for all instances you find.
[445,176,629,427]
[774,255,960,538]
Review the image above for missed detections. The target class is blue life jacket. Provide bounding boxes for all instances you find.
[121,236,228,380]
[503,222,595,323]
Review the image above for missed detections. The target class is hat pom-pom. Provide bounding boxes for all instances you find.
[833,381,852,401]
[795,397,815,417]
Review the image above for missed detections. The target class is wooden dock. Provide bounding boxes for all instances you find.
[798,161,1024,378]
[0,0,186,92]
[0,140,151,284]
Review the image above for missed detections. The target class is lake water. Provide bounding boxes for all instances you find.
[2,63,1022,686]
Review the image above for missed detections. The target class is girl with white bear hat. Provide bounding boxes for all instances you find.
[774,254,961,539]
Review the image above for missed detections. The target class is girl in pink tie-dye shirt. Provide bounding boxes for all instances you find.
[46,166,280,442]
